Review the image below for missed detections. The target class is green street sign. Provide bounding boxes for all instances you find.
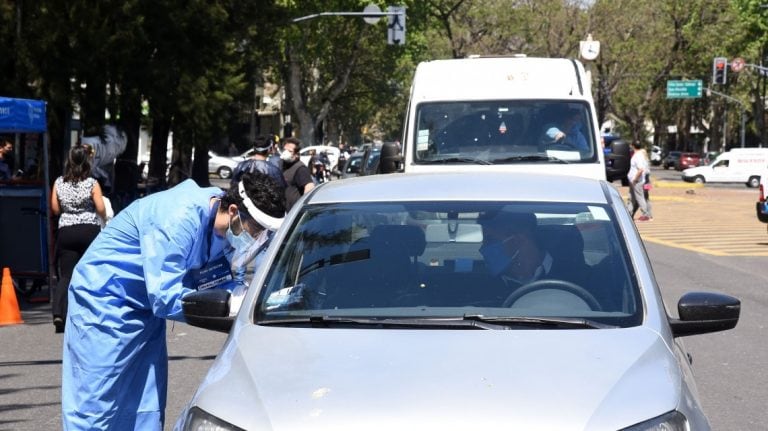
[666,80,703,99]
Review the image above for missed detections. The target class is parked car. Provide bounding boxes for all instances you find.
[207,151,238,179]
[662,151,681,170]
[676,152,702,171]
[602,134,630,185]
[341,153,364,179]
[358,143,386,176]
[177,171,739,431]
[231,149,254,164]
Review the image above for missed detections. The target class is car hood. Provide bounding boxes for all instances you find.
[189,326,682,431]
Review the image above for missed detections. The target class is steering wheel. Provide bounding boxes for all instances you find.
[502,279,602,311]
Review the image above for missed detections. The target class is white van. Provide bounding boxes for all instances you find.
[682,148,768,188]
[379,56,613,180]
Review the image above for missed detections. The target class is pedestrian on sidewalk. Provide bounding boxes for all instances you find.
[628,141,653,221]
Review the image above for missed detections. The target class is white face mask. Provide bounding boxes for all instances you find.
[280,150,295,162]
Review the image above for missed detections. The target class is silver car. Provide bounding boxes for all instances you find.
[176,172,739,431]
[208,151,238,179]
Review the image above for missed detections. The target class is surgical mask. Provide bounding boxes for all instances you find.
[280,150,295,162]
[479,236,521,276]
[226,214,255,251]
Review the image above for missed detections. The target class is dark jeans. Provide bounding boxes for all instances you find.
[53,224,100,320]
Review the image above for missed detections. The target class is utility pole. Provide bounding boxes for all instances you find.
[707,88,746,149]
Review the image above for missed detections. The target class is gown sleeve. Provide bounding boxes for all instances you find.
[139,206,202,321]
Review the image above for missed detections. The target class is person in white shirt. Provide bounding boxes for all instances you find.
[627,141,653,221]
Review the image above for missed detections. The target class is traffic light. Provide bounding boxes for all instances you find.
[713,57,728,85]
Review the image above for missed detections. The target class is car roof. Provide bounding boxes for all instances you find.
[306,172,610,205]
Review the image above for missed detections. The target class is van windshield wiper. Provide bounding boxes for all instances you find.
[462,314,616,329]
[259,315,507,330]
[419,156,493,165]
[490,155,570,164]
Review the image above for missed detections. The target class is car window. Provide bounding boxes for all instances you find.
[254,201,642,328]
[413,100,597,165]
[345,156,362,173]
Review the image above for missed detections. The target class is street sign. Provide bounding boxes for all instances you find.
[731,57,746,73]
[362,4,381,24]
[666,80,703,99]
[387,6,406,45]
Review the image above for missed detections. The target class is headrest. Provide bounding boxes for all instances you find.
[370,225,426,257]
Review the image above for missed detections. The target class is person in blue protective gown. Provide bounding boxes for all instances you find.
[61,172,285,430]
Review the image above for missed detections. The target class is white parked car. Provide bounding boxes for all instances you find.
[207,151,238,179]
[177,171,740,431]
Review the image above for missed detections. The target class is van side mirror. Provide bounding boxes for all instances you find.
[379,142,403,174]
[669,291,740,337]
[182,289,234,333]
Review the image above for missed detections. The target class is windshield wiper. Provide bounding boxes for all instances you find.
[462,314,616,329]
[419,156,493,165]
[259,315,508,330]
[490,155,570,164]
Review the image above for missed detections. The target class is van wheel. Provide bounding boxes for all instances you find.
[693,175,705,184]
[748,176,760,188]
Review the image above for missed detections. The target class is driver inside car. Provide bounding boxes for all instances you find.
[477,211,596,309]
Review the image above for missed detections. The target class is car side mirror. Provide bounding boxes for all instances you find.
[182,289,234,333]
[379,142,403,174]
[669,291,740,337]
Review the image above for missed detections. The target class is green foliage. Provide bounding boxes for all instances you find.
[4,0,768,172]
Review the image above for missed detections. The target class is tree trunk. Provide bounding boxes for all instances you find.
[149,115,171,186]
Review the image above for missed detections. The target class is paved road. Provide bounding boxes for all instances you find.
[613,168,768,256]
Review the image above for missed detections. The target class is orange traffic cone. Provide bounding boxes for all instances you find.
[0,267,24,326]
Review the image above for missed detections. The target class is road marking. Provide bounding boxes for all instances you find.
[623,185,768,256]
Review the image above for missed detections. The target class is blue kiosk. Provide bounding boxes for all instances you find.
[0,96,52,300]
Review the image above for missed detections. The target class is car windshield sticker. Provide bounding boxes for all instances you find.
[417,129,429,151]
[498,121,507,134]
[546,149,581,161]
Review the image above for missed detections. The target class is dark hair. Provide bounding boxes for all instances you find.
[63,144,92,183]
[221,171,285,219]
[631,141,643,150]
[283,137,301,151]
[252,135,275,154]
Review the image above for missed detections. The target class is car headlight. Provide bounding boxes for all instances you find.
[183,406,245,431]
[620,410,688,431]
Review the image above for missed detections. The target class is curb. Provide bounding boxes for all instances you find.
[653,180,704,189]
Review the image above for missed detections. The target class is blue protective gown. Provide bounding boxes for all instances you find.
[61,180,226,430]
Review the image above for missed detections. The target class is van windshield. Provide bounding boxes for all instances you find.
[413,100,597,165]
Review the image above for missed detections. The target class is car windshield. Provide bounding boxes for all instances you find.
[254,201,642,328]
[413,100,597,165]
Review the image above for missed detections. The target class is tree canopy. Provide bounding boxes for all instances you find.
[1,0,765,192]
